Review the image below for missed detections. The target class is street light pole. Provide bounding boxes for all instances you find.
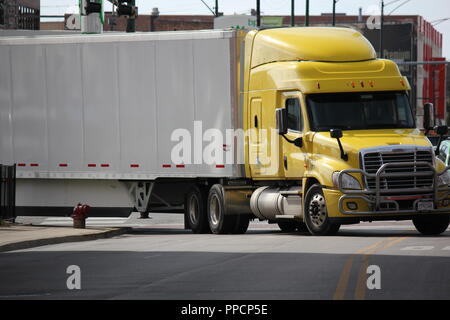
[291,0,295,27]
[380,0,384,58]
[305,0,309,26]
[332,0,337,26]
[256,0,261,27]
[125,0,136,32]
[215,0,218,17]
[380,0,412,58]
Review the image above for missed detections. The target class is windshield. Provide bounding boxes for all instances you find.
[306,91,415,131]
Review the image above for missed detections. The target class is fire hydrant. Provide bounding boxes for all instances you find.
[71,203,90,229]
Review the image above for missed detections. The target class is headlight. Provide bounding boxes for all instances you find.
[332,171,361,190]
[438,170,450,186]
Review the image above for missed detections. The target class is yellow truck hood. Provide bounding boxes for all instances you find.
[312,129,432,167]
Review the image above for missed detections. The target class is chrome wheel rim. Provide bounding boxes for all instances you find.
[210,194,221,226]
[308,193,327,228]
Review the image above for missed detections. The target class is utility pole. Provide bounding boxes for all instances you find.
[290,0,295,26]
[380,0,384,58]
[332,0,337,26]
[256,0,261,27]
[126,0,135,32]
[380,0,414,57]
[305,0,309,26]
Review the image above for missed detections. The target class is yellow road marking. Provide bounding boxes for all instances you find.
[355,238,393,254]
[379,237,407,250]
[333,237,407,300]
[354,259,369,300]
[333,239,387,300]
[332,257,354,300]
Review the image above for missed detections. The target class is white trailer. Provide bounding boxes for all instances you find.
[0,30,248,219]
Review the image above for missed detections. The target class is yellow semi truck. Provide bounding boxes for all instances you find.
[242,27,450,236]
[2,27,449,235]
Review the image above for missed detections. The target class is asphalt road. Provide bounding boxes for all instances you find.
[1,214,450,300]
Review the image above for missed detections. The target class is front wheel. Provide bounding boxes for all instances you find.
[413,215,449,235]
[304,184,340,236]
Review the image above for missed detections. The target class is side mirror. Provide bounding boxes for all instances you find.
[423,102,434,131]
[330,128,343,139]
[293,137,303,148]
[435,125,448,136]
[276,108,287,135]
[330,128,348,161]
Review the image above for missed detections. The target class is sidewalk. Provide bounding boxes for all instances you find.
[0,222,131,252]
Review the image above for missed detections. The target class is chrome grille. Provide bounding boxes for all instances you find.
[363,150,434,190]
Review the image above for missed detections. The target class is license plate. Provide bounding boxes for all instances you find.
[417,201,434,212]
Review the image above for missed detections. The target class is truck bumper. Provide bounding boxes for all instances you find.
[323,162,450,219]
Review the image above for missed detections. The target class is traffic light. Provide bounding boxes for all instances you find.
[116,1,137,18]
[85,1,102,15]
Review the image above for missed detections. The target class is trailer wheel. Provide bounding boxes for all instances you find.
[304,184,340,236]
[207,184,236,234]
[413,215,450,235]
[185,186,210,234]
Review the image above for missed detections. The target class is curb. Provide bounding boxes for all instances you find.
[0,227,132,253]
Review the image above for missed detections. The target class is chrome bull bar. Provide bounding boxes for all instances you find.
[337,162,450,215]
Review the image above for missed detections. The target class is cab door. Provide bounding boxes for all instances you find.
[249,97,263,176]
[281,92,307,179]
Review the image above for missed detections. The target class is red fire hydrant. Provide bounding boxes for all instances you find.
[71,203,90,229]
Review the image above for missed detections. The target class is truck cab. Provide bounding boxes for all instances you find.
[244,27,450,235]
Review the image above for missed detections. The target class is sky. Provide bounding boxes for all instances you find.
[41,0,450,59]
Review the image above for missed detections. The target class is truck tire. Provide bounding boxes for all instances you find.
[207,184,237,234]
[277,220,297,232]
[296,221,309,232]
[277,220,309,232]
[232,215,250,234]
[413,215,450,235]
[185,186,210,234]
[304,184,340,236]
